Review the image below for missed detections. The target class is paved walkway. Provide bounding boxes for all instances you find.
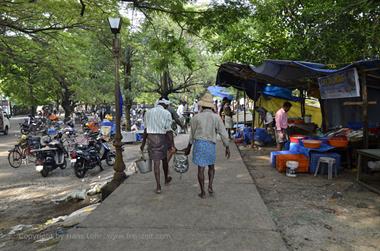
[55,135,287,251]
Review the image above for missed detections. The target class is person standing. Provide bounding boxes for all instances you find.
[192,99,199,114]
[275,101,292,150]
[176,100,186,133]
[185,93,230,199]
[223,99,234,139]
[141,98,174,194]
[177,101,185,118]
[158,96,184,162]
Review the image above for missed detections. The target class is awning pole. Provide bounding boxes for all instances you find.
[251,99,256,148]
[236,91,239,128]
[251,80,257,148]
[300,90,305,118]
[361,73,369,148]
[244,92,247,125]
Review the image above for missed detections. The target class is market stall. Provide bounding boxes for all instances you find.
[215,59,380,192]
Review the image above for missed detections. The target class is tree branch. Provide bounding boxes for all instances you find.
[79,0,86,16]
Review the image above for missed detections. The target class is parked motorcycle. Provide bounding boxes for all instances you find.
[94,136,115,166]
[19,116,47,135]
[33,134,67,177]
[70,144,102,178]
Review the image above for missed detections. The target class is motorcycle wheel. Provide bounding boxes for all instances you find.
[106,153,116,166]
[41,167,49,177]
[74,162,86,178]
[59,158,67,170]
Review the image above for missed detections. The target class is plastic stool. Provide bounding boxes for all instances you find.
[314,157,337,180]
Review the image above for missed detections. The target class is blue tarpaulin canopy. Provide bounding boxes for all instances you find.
[207,86,234,100]
[262,86,302,101]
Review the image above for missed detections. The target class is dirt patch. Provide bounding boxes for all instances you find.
[0,183,99,251]
[240,146,380,251]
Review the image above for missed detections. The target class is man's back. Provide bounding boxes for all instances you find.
[145,106,172,134]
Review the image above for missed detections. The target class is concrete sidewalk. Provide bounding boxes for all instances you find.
[55,135,287,251]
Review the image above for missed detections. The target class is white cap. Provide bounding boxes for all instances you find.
[157,99,171,105]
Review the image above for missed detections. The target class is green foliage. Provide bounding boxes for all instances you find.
[3,0,376,112]
[128,13,218,103]
[191,0,380,65]
[0,0,120,113]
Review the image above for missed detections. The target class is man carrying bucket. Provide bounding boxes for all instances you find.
[141,98,174,194]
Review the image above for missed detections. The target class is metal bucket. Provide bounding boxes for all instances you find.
[135,152,152,174]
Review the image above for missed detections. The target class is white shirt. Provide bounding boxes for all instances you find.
[193,102,199,113]
[177,104,184,117]
[264,112,274,125]
[144,105,172,134]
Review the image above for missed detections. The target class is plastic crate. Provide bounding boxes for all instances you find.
[270,151,296,168]
[309,152,341,174]
[276,154,309,173]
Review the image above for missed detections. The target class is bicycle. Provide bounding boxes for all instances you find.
[8,136,39,168]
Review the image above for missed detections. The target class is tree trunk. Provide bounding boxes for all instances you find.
[160,64,171,97]
[123,46,133,131]
[28,75,36,117]
[59,78,75,119]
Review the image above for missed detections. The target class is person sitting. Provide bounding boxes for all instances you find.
[131,120,142,132]
[48,110,59,122]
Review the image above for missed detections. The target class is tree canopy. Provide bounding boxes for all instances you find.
[1,0,379,115]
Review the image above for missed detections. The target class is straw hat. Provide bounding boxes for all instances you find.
[198,93,215,110]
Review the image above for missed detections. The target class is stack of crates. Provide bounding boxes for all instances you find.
[270,151,296,168]
[276,154,309,173]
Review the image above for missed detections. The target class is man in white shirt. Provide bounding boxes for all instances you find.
[141,99,174,194]
[177,101,185,118]
[192,99,199,114]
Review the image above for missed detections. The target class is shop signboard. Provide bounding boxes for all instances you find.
[318,68,360,99]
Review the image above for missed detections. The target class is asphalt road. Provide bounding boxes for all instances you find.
[0,116,138,187]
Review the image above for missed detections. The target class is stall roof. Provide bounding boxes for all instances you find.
[216,59,380,92]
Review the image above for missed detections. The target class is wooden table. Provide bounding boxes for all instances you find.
[356,149,380,194]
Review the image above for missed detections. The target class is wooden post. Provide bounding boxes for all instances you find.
[251,99,256,148]
[236,91,239,127]
[361,73,369,148]
[244,91,247,126]
[319,98,328,132]
[300,90,305,118]
[251,81,257,148]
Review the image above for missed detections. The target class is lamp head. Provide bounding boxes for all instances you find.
[108,17,122,34]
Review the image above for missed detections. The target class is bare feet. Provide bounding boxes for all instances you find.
[208,186,214,194]
[156,185,162,194]
[165,176,172,185]
[198,192,206,199]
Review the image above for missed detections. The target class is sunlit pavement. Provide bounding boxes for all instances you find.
[55,134,287,251]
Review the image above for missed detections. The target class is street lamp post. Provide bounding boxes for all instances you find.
[101,17,126,199]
